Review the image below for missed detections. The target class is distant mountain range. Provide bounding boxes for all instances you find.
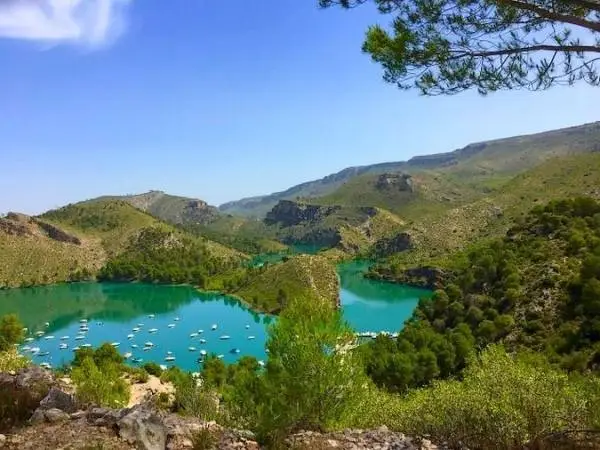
[219,121,600,217]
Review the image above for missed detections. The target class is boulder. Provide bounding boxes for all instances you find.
[38,387,78,413]
[14,367,54,392]
[117,405,167,450]
[44,408,69,423]
[0,433,5,448]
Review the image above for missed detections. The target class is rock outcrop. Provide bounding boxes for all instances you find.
[373,232,413,257]
[375,173,414,192]
[265,201,342,227]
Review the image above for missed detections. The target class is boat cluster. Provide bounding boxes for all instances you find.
[19,314,265,370]
[355,331,399,339]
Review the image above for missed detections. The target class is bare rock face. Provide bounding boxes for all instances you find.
[117,405,167,450]
[38,387,78,413]
[265,200,343,227]
[375,173,414,192]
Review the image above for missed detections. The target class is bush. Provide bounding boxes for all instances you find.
[142,362,163,377]
[173,376,219,421]
[0,314,24,352]
[189,426,218,450]
[225,298,368,445]
[0,349,29,373]
[123,366,149,384]
[72,357,130,408]
[72,343,124,371]
[375,345,600,449]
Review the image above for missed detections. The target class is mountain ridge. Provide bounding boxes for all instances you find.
[219,121,600,217]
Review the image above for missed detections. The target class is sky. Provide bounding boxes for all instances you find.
[0,0,597,215]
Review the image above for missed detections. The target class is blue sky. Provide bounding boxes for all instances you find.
[0,0,597,215]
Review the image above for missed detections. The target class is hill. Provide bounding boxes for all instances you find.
[96,190,220,225]
[371,152,600,281]
[263,200,405,256]
[219,121,600,217]
[0,200,244,288]
[232,254,340,314]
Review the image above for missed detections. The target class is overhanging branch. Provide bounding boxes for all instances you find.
[448,43,600,59]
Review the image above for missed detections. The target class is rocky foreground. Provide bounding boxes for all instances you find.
[0,367,443,450]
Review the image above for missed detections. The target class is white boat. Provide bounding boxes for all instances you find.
[167,324,176,328]
[24,337,34,343]
[131,344,138,349]
[159,364,167,371]
[245,325,250,329]
[247,336,256,340]
[44,335,55,340]
[199,339,207,344]
[132,357,143,363]
[81,343,92,348]
[72,346,80,351]
[137,323,144,327]
[217,354,224,359]
[37,351,50,357]
[79,319,88,324]
[167,351,173,355]
[60,336,69,340]
[132,327,141,333]
[79,326,89,332]
[127,334,135,339]
[35,331,45,337]
[22,327,28,332]
[22,345,31,352]
[30,347,40,353]
[258,360,265,367]
[188,347,196,352]
[124,352,132,359]
[111,342,120,347]
[199,350,207,356]
[174,317,180,322]
[189,333,198,338]
[44,322,50,327]
[211,324,217,330]
[59,343,68,350]
[230,348,240,354]
[143,346,152,352]
[148,328,158,333]
[198,329,204,334]
[144,342,154,347]
[164,356,175,362]
[219,335,230,340]
[40,362,51,369]
[148,314,155,319]
[74,335,85,340]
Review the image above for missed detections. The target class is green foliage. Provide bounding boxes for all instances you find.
[189,426,219,450]
[230,255,340,314]
[377,346,600,449]
[363,197,600,392]
[319,0,600,94]
[71,356,130,408]
[97,227,239,286]
[142,361,163,377]
[0,314,24,351]
[0,348,29,373]
[72,343,124,371]
[216,298,369,445]
[123,366,149,384]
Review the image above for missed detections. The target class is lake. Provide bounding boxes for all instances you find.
[0,261,430,371]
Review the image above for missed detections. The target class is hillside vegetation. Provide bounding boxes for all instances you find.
[207,254,340,314]
[97,190,220,225]
[373,152,600,276]
[1,200,243,288]
[362,197,600,393]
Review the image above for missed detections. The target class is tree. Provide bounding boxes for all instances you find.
[319,0,600,94]
[0,314,24,352]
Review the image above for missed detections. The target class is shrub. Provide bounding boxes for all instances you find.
[0,314,24,352]
[72,343,124,371]
[226,298,369,445]
[123,366,149,384]
[173,376,219,421]
[189,426,218,450]
[0,348,29,373]
[71,357,130,408]
[142,362,163,377]
[377,345,600,449]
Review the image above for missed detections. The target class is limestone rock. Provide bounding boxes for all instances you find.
[0,433,6,447]
[38,387,78,413]
[117,405,167,450]
[44,408,69,423]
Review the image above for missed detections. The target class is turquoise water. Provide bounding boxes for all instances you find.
[0,262,430,371]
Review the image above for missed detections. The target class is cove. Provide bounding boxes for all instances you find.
[0,263,430,372]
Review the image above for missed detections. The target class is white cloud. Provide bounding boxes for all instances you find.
[0,0,132,47]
